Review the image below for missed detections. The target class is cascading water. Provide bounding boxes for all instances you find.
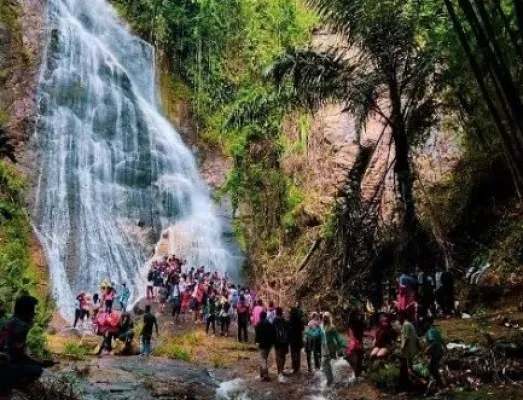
[34,0,236,319]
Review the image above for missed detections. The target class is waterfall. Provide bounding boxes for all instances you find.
[34,0,236,319]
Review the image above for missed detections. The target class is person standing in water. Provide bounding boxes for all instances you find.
[306,312,323,372]
[322,312,344,386]
[140,305,159,356]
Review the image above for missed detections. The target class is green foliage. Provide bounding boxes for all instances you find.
[489,221,523,274]
[163,344,192,362]
[0,0,20,28]
[0,160,52,357]
[368,362,400,393]
[63,340,88,360]
[283,182,304,232]
[113,0,317,266]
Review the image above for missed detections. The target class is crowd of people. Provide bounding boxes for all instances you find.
[249,269,451,393]
[69,262,451,392]
[0,262,453,399]
[70,254,260,356]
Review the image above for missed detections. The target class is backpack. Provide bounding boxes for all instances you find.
[307,326,322,339]
[274,320,289,345]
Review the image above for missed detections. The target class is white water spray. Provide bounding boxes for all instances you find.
[34,0,236,319]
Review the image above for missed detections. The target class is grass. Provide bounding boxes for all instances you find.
[62,340,88,360]
[154,329,255,367]
[157,343,192,362]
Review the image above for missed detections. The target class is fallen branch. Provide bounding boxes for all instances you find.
[297,238,322,272]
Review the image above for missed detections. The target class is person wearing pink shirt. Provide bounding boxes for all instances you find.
[251,299,265,327]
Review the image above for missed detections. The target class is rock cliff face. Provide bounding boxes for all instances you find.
[0,0,48,286]
[0,0,46,194]
[157,30,460,294]
[281,30,459,226]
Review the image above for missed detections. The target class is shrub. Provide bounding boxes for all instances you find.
[63,340,88,360]
[163,344,192,362]
[368,362,400,393]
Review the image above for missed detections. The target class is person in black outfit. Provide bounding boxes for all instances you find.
[140,305,159,356]
[273,307,290,381]
[440,271,455,315]
[0,296,56,397]
[289,307,304,374]
[236,295,250,343]
[255,311,275,380]
[117,312,135,354]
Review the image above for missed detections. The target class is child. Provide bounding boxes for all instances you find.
[424,316,445,391]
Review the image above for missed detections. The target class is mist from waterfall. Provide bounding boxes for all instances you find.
[34,0,236,319]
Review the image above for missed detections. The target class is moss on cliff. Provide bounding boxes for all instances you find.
[0,160,52,356]
[0,0,51,356]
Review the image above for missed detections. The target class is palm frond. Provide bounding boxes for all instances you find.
[226,91,291,129]
[266,48,354,110]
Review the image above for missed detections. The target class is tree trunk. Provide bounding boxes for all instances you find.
[459,0,523,150]
[493,0,523,64]
[388,79,416,237]
[513,0,523,44]
[444,0,523,197]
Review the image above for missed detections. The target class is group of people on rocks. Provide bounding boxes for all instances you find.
[73,279,130,329]
[72,279,146,356]
[249,273,448,394]
[68,261,449,393]
[146,256,259,340]
[71,254,251,357]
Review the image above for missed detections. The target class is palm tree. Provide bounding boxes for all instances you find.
[267,0,441,264]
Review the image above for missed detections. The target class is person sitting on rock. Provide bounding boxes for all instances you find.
[0,295,56,398]
[370,313,397,361]
[117,312,134,354]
